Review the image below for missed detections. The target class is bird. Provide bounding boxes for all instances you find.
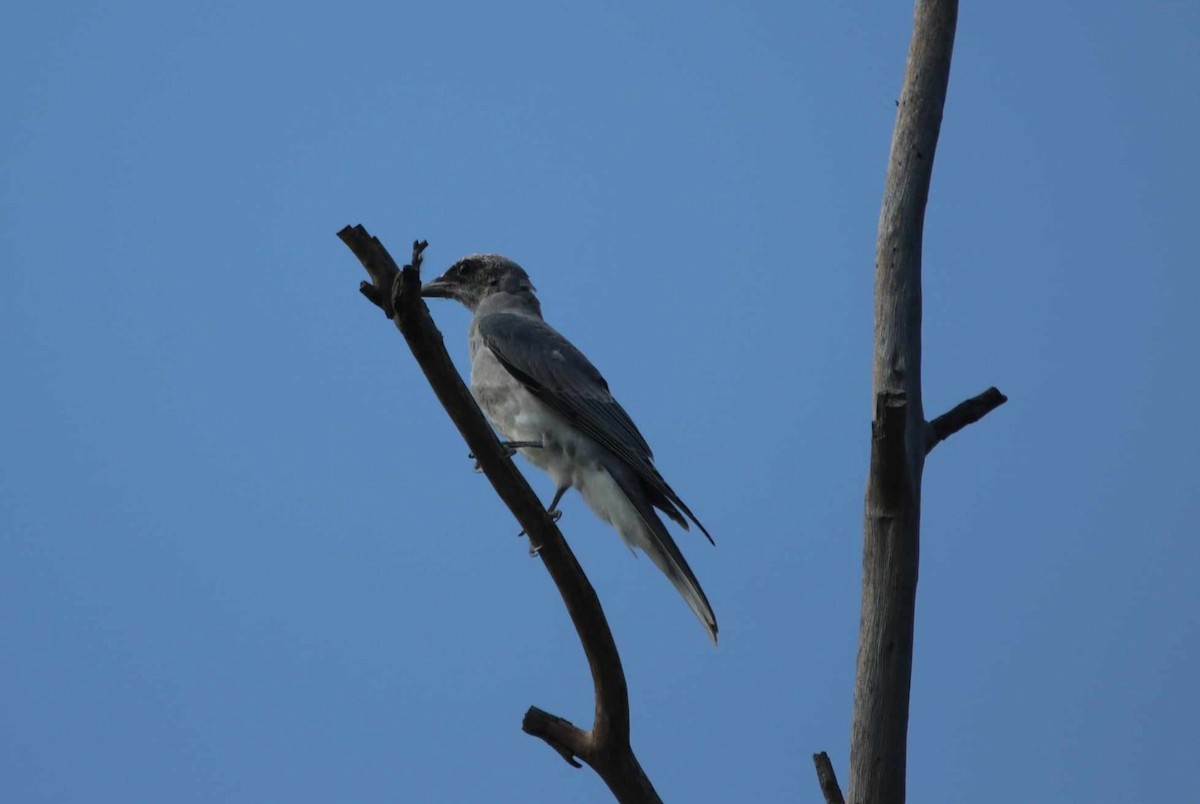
[421,254,718,643]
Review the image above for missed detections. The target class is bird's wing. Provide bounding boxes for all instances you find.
[477,311,713,544]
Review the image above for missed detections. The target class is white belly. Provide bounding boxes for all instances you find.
[469,345,650,555]
[471,350,603,493]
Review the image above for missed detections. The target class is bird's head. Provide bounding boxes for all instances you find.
[421,254,537,312]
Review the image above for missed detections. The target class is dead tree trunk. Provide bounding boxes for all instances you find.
[815,2,1007,802]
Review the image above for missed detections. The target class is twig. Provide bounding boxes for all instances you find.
[812,752,845,804]
[337,225,661,804]
[925,386,1007,455]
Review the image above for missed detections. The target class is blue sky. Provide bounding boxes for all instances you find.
[2,1,1197,801]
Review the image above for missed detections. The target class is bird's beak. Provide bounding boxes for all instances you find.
[420,276,455,299]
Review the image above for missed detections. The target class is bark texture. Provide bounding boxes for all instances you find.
[837,1,1002,802]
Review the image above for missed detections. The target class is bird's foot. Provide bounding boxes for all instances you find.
[524,513,562,558]
[517,508,562,539]
[468,446,511,471]
[469,440,543,471]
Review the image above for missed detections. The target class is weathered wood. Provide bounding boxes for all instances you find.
[850,2,958,803]
[813,751,846,804]
[814,5,1007,794]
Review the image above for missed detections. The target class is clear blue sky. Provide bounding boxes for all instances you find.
[2,1,1197,801]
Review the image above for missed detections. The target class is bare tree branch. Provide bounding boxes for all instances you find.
[848,2,962,803]
[812,752,846,804]
[925,386,1008,454]
[338,225,661,804]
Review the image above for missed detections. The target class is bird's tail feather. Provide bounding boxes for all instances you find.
[600,459,718,644]
[642,533,719,645]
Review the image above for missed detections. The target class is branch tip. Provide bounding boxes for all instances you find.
[812,751,845,804]
[926,385,1007,454]
[410,239,429,269]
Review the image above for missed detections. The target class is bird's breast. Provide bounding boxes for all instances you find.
[470,351,604,490]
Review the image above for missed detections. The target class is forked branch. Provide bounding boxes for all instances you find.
[338,225,660,804]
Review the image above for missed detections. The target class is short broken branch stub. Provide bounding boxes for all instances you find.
[926,386,1008,454]
[812,751,846,804]
[523,706,587,769]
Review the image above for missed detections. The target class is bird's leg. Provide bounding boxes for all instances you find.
[545,485,568,520]
[520,486,569,556]
[469,440,544,471]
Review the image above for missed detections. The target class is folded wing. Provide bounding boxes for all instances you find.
[477,312,714,545]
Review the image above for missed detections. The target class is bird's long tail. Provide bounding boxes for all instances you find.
[599,458,718,644]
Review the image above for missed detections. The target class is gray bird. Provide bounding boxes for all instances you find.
[422,254,718,643]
